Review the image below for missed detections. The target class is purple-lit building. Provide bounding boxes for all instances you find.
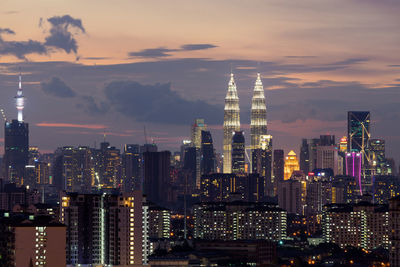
[345,152,362,194]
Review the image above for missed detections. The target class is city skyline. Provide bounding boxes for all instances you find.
[1,1,400,162]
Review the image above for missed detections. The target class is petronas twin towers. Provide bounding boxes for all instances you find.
[223,73,268,173]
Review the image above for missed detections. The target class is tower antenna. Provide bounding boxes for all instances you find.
[15,68,25,122]
[144,125,148,144]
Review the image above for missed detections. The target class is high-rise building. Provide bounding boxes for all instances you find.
[60,192,143,266]
[0,214,66,267]
[323,202,389,250]
[348,111,370,154]
[320,135,335,146]
[284,150,300,180]
[369,139,387,175]
[200,130,215,175]
[316,145,339,175]
[2,74,29,187]
[345,152,363,195]
[53,146,94,192]
[191,119,207,188]
[252,135,273,195]
[232,131,245,174]
[250,73,267,156]
[389,196,400,267]
[277,179,303,215]
[300,139,310,174]
[122,144,141,192]
[194,201,286,241]
[143,151,171,206]
[273,149,284,182]
[223,73,240,173]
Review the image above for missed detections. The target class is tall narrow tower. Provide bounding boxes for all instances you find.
[15,72,25,122]
[250,73,267,152]
[223,73,240,173]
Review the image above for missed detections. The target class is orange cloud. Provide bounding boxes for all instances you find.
[36,122,107,130]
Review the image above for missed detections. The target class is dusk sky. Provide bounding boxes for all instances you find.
[1,1,400,162]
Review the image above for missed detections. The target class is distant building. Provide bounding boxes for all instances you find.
[316,145,338,175]
[3,120,29,186]
[60,191,143,266]
[191,119,207,188]
[0,214,66,267]
[232,131,245,174]
[284,150,300,180]
[389,196,400,267]
[345,152,363,195]
[223,73,240,173]
[122,144,141,192]
[273,149,284,182]
[53,146,94,192]
[194,201,286,242]
[323,202,389,250]
[143,151,171,206]
[277,179,303,215]
[200,130,216,176]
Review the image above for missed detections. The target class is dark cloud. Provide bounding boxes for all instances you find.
[78,95,109,115]
[41,77,76,97]
[0,28,15,35]
[0,27,46,59]
[102,81,221,124]
[285,56,317,59]
[180,44,217,51]
[45,15,85,54]
[388,65,400,67]
[128,47,177,58]
[129,43,217,58]
[83,57,110,60]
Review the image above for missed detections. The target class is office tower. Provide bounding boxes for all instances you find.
[122,144,140,192]
[250,73,267,155]
[300,139,310,174]
[284,150,300,180]
[319,134,335,146]
[194,202,286,241]
[200,130,215,175]
[323,202,389,250]
[339,136,348,152]
[345,152,363,195]
[252,135,272,177]
[180,140,192,165]
[183,146,197,188]
[53,146,94,192]
[369,139,386,175]
[348,112,374,186]
[277,179,303,215]
[143,151,171,206]
[232,131,245,174]
[192,119,207,148]
[389,196,400,267]
[140,143,158,153]
[0,215,66,267]
[316,145,339,175]
[223,73,240,173]
[191,119,207,188]
[98,143,121,189]
[60,191,143,266]
[273,149,284,182]
[348,111,370,153]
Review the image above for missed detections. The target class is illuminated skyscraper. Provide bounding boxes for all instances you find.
[284,150,300,180]
[273,149,284,182]
[223,73,240,173]
[345,152,362,195]
[339,136,348,152]
[250,73,267,159]
[2,74,29,186]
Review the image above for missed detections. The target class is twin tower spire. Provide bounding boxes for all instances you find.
[223,73,267,173]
